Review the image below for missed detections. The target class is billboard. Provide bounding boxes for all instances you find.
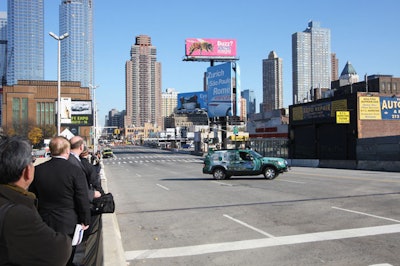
[185,38,236,58]
[207,62,233,118]
[177,91,208,111]
[71,100,92,115]
[60,100,93,126]
[359,96,400,120]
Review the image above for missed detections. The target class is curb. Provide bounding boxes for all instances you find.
[100,162,127,266]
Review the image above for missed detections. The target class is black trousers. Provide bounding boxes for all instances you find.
[73,214,103,266]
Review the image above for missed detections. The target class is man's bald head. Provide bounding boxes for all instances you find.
[70,136,85,155]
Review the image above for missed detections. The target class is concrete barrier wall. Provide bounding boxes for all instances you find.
[287,159,319,168]
[289,159,400,172]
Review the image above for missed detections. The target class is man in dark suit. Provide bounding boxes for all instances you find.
[29,136,91,266]
[68,136,102,201]
[69,136,103,265]
[0,136,72,266]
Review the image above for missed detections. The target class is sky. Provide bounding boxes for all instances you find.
[1,0,400,127]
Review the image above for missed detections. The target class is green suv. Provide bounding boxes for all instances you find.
[202,149,289,180]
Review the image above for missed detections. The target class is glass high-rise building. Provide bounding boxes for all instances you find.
[0,11,7,86]
[292,21,331,104]
[59,0,93,88]
[125,35,162,128]
[262,51,283,112]
[6,0,44,85]
[241,89,256,117]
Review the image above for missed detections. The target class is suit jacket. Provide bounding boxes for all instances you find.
[30,157,91,235]
[80,157,105,195]
[0,184,72,266]
[68,153,96,201]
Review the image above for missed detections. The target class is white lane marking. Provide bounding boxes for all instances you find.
[125,224,400,260]
[211,181,233,186]
[156,184,170,191]
[369,264,393,266]
[332,206,400,223]
[223,214,275,238]
[277,179,306,184]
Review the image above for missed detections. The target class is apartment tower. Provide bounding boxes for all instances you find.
[262,51,283,112]
[6,0,44,85]
[292,21,331,104]
[125,35,162,128]
[59,0,94,88]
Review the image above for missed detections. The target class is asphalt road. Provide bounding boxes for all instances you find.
[103,145,400,266]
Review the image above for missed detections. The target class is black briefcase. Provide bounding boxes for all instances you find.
[91,193,115,214]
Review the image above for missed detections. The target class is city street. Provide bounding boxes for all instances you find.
[104,146,400,266]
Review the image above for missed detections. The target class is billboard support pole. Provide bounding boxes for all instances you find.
[221,116,227,149]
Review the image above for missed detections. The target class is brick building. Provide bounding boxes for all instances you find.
[1,80,92,142]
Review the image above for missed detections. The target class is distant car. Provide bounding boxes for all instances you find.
[71,103,90,112]
[202,149,289,180]
[102,148,113,158]
[182,143,194,149]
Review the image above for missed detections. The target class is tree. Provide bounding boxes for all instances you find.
[43,124,56,138]
[28,127,43,146]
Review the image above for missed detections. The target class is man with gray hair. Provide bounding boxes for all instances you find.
[0,136,72,265]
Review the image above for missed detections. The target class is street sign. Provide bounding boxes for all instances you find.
[233,126,239,135]
[336,111,350,124]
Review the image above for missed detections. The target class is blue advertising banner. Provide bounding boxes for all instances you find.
[177,91,208,111]
[207,62,233,118]
[380,96,400,120]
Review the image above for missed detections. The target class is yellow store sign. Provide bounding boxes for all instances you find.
[336,111,350,124]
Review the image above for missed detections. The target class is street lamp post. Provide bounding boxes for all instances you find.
[89,84,99,152]
[49,32,69,136]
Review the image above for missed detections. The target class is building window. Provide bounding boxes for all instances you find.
[12,97,28,128]
[37,102,55,126]
[12,98,20,126]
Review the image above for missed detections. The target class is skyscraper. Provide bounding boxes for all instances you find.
[6,0,44,85]
[0,11,7,86]
[241,89,256,117]
[331,53,339,81]
[339,61,359,87]
[125,35,162,128]
[0,12,5,126]
[292,21,331,104]
[262,51,283,112]
[59,0,93,88]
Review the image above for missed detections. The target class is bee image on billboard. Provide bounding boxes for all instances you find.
[185,38,237,58]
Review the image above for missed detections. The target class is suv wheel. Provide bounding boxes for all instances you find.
[213,168,226,180]
[263,167,277,180]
